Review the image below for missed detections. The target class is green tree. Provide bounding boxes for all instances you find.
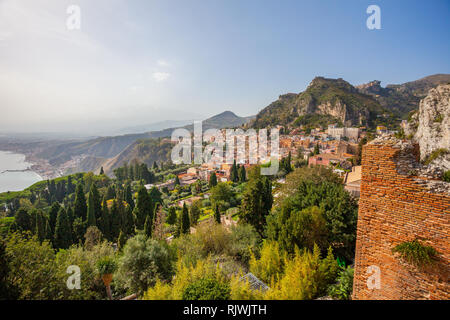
[230,160,239,182]
[182,278,230,300]
[48,202,61,233]
[133,186,153,230]
[214,205,221,224]
[314,143,320,155]
[239,170,272,236]
[5,233,57,299]
[144,214,153,238]
[99,197,111,240]
[99,167,104,175]
[180,203,190,235]
[209,182,233,209]
[86,190,97,227]
[116,234,174,294]
[74,184,87,220]
[189,201,202,226]
[166,206,177,225]
[105,185,116,200]
[14,208,31,232]
[54,207,72,249]
[175,175,180,186]
[110,200,121,241]
[238,165,246,183]
[124,184,135,211]
[267,180,357,260]
[209,172,217,187]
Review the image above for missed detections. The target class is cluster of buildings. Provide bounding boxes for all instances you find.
[146,124,396,199]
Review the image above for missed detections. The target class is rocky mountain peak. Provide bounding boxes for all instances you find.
[409,84,450,171]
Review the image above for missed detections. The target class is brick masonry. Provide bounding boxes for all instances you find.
[353,141,449,300]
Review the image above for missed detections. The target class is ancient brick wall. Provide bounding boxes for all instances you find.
[353,141,449,300]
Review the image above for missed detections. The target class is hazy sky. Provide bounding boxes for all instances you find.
[1,0,449,134]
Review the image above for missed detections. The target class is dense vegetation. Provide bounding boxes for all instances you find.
[0,156,358,300]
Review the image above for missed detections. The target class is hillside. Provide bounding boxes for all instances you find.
[28,111,253,175]
[251,77,388,130]
[356,74,450,118]
[101,138,175,175]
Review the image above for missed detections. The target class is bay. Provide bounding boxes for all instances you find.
[0,150,43,193]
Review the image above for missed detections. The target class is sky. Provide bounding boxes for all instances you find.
[0,0,449,135]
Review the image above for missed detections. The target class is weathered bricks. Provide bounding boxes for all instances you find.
[353,142,450,300]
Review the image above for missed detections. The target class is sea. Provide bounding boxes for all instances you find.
[0,150,43,193]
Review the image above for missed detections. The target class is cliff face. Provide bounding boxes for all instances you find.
[413,84,450,162]
[251,77,386,129]
[356,74,450,119]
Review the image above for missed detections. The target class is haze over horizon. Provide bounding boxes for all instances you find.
[1,0,449,134]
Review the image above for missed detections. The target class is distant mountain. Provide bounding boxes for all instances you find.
[101,138,175,174]
[356,74,450,118]
[28,111,254,174]
[116,119,194,135]
[251,77,388,130]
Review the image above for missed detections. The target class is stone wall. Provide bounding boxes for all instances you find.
[352,139,449,300]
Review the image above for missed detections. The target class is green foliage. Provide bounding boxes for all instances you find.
[327,266,354,300]
[392,239,440,268]
[133,186,153,229]
[73,184,87,220]
[267,177,357,260]
[239,168,272,236]
[4,233,57,299]
[271,206,328,254]
[443,170,450,182]
[209,172,218,187]
[166,206,177,225]
[423,148,449,165]
[226,224,261,266]
[54,207,72,249]
[214,205,221,224]
[116,234,174,294]
[189,200,202,226]
[96,256,117,275]
[180,203,190,235]
[182,278,230,300]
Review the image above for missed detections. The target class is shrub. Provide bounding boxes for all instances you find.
[392,239,440,268]
[423,148,449,165]
[96,256,117,275]
[226,224,261,266]
[443,171,450,182]
[115,234,174,294]
[182,278,230,300]
[327,266,354,300]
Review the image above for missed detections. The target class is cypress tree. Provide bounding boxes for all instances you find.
[230,160,239,182]
[166,206,177,225]
[105,185,116,200]
[122,205,135,237]
[118,231,127,250]
[86,190,97,227]
[14,208,31,231]
[100,197,111,241]
[209,172,217,187]
[144,214,153,238]
[74,184,87,220]
[54,207,72,249]
[99,167,104,175]
[175,175,180,186]
[48,202,60,233]
[44,219,53,242]
[214,204,221,224]
[124,184,135,211]
[110,200,121,241]
[239,165,246,182]
[133,186,153,229]
[180,203,190,235]
[91,183,102,221]
[35,210,46,242]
